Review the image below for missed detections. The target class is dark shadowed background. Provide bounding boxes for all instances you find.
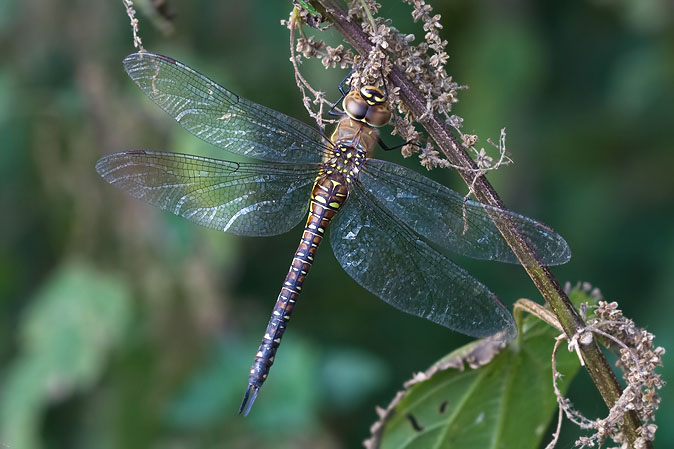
[0,0,672,448]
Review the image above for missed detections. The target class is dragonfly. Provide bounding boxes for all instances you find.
[96,52,571,416]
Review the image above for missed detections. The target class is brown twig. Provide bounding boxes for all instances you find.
[121,0,145,51]
[309,0,649,446]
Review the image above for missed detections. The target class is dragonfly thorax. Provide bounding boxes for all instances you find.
[325,116,379,183]
[323,143,366,184]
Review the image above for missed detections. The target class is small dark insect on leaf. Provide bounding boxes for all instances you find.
[439,400,448,414]
[406,413,424,432]
[294,0,323,28]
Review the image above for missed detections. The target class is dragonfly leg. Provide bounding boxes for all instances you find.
[378,137,422,152]
[328,60,364,117]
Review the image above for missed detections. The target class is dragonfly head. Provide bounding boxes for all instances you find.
[343,86,392,127]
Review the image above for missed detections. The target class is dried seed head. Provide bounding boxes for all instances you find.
[549,287,664,449]
[288,0,512,188]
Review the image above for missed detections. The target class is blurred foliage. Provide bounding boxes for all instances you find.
[0,0,671,448]
[0,262,132,448]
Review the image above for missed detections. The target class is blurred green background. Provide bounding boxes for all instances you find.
[1,0,672,448]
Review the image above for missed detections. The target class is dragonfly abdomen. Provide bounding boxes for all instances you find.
[240,173,349,415]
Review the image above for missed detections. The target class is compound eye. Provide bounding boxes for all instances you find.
[365,105,392,127]
[343,93,368,121]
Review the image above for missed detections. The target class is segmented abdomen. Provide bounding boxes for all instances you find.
[244,173,349,396]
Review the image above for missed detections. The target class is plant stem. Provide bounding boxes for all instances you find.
[311,0,648,446]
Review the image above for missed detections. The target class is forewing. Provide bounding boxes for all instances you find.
[359,160,571,266]
[123,52,329,163]
[96,151,317,236]
[329,183,517,341]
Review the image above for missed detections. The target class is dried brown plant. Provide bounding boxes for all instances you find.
[544,284,665,449]
[285,0,511,197]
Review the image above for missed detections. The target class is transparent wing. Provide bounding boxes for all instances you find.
[359,160,571,265]
[123,52,330,163]
[329,182,517,341]
[96,151,317,236]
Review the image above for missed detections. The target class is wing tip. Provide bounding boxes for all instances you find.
[123,52,177,80]
[95,150,149,179]
[498,318,518,343]
[542,235,572,266]
[95,154,113,177]
[488,295,518,343]
[123,51,171,64]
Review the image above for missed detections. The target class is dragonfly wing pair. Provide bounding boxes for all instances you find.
[96,150,543,340]
[100,52,571,339]
[330,159,570,341]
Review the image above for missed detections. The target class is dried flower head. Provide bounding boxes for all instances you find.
[287,0,511,191]
[547,283,665,449]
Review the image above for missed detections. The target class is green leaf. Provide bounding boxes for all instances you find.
[0,261,132,449]
[367,303,583,449]
[295,0,321,18]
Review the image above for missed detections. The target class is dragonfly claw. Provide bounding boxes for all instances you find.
[239,384,259,416]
